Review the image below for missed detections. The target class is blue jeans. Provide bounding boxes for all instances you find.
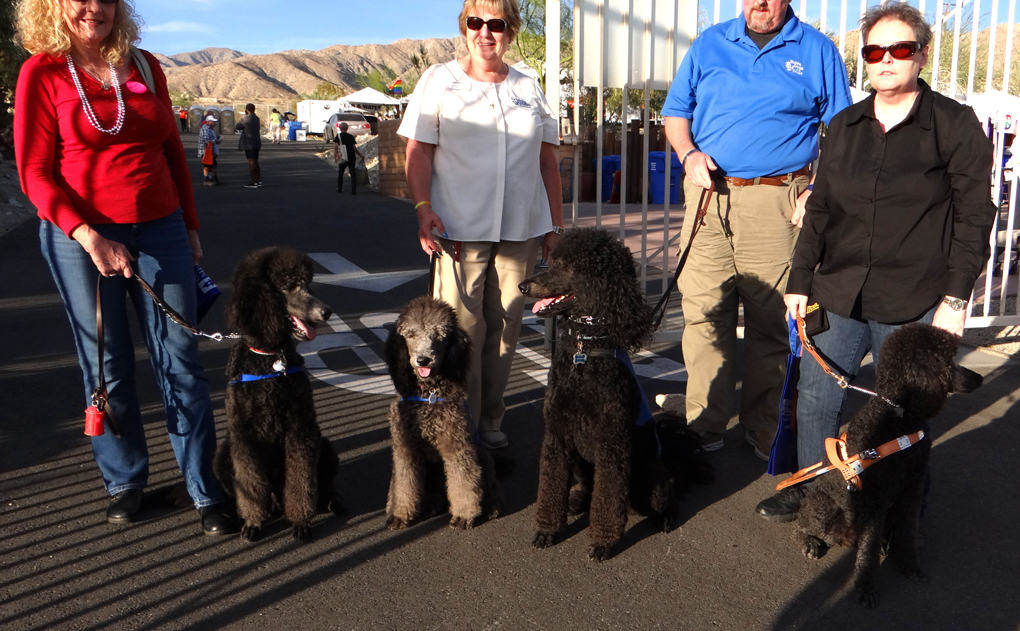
[40,211,225,508]
[796,307,935,469]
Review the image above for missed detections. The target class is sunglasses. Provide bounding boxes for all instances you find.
[861,41,920,63]
[466,16,508,33]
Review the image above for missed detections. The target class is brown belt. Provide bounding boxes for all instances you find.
[722,164,811,188]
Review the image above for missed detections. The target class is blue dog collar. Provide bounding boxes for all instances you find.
[400,392,444,404]
[228,366,303,385]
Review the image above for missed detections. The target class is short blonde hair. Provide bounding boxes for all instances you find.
[458,0,522,42]
[15,0,142,65]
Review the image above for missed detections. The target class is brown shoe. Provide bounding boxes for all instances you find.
[745,430,773,461]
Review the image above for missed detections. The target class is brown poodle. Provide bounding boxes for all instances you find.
[214,246,345,542]
[794,323,982,607]
[384,296,502,530]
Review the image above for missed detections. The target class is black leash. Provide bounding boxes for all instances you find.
[427,251,438,297]
[651,181,714,329]
[132,275,240,341]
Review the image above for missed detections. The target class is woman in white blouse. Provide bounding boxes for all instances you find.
[398,0,563,450]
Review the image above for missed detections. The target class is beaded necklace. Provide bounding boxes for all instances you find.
[66,55,125,135]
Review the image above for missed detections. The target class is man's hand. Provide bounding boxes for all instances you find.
[416,204,446,256]
[932,300,967,337]
[684,151,718,189]
[791,188,811,227]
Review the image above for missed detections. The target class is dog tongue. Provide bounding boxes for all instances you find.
[417,366,431,378]
[532,297,559,314]
[291,315,316,340]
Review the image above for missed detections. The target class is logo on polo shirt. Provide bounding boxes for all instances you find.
[510,95,530,107]
[785,60,804,75]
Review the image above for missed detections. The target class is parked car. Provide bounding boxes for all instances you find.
[323,112,371,142]
[363,115,379,135]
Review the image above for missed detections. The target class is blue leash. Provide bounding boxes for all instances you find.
[228,366,304,385]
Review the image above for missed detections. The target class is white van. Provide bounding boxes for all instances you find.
[296,100,344,135]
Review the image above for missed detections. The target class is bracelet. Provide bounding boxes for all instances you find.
[414,201,431,210]
[680,149,697,166]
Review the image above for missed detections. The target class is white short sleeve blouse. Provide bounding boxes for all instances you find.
[397,60,560,243]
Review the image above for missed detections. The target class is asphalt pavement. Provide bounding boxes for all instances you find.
[1,138,1018,631]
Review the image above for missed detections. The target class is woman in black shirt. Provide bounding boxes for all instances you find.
[755,2,996,521]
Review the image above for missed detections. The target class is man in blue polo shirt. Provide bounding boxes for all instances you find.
[658,0,850,500]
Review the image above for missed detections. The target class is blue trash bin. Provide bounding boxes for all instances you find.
[287,121,298,141]
[648,151,683,204]
[592,155,622,202]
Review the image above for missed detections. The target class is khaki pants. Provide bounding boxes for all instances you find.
[678,175,808,436]
[434,237,540,441]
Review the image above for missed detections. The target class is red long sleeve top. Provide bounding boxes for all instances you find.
[15,49,198,238]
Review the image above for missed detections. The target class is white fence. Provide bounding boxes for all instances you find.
[549,0,1019,328]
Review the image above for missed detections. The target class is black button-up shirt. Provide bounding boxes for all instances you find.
[788,80,996,323]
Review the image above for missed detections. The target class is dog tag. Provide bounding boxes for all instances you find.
[272,357,286,372]
[428,390,439,404]
[573,352,587,365]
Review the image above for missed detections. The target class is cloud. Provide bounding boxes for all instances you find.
[144,21,214,34]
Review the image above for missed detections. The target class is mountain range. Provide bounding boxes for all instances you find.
[156,38,467,102]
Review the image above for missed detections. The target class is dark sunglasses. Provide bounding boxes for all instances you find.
[466,16,508,33]
[861,41,920,63]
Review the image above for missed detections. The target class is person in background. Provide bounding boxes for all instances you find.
[268,107,283,144]
[13,0,235,534]
[755,1,996,522]
[334,122,363,195]
[198,114,221,186]
[178,105,187,131]
[658,0,851,465]
[398,0,563,451]
[236,103,262,189]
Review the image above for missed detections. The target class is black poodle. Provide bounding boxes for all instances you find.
[384,296,502,530]
[519,228,711,561]
[794,323,983,607]
[214,246,345,542]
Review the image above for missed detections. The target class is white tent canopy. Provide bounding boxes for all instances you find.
[339,87,400,108]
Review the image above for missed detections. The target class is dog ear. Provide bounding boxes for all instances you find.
[385,324,416,395]
[228,255,288,346]
[441,325,472,382]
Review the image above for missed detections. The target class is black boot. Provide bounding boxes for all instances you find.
[106,489,143,523]
[754,485,808,523]
[199,503,238,535]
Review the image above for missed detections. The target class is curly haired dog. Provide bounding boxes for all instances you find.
[214,246,345,542]
[384,295,502,530]
[519,228,711,561]
[794,323,982,607]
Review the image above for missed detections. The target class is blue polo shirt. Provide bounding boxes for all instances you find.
[662,9,851,178]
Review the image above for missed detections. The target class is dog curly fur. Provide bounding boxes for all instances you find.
[794,323,982,607]
[520,228,711,561]
[384,296,502,530]
[214,246,345,543]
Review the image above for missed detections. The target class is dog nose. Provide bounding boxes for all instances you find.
[518,281,531,295]
[317,306,332,321]
[415,356,432,367]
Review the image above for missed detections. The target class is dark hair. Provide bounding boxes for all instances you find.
[860,1,932,49]
[245,103,255,114]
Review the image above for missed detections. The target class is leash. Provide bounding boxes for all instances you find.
[651,181,715,329]
[795,315,902,411]
[132,275,240,341]
[776,430,926,492]
[427,251,438,297]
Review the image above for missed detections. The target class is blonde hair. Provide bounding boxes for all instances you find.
[15,0,142,65]
[458,0,522,42]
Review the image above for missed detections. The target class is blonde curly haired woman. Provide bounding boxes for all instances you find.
[13,0,235,534]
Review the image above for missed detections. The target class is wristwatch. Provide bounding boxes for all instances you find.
[942,296,968,311]
[551,225,564,235]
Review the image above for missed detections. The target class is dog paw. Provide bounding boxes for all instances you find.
[449,515,476,530]
[901,568,929,583]
[854,585,879,609]
[801,536,828,560]
[327,494,347,517]
[532,531,556,549]
[240,523,261,542]
[292,522,312,543]
[588,544,613,562]
[660,513,679,534]
[386,514,409,530]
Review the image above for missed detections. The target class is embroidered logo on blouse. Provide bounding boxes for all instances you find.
[785,60,804,75]
[510,95,530,107]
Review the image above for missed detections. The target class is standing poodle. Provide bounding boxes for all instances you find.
[214,246,345,542]
[520,228,711,561]
[384,296,502,530]
[793,323,982,607]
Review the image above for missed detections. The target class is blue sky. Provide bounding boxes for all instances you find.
[136,0,1017,57]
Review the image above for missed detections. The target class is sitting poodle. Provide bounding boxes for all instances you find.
[384,296,502,530]
[793,323,982,607]
[214,246,345,542]
[520,228,711,561]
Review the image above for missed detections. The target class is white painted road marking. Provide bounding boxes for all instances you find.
[308,253,428,293]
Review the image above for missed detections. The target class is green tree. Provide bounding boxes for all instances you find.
[513,0,572,91]
[303,81,347,100]
[1,0,29,129]
[167,88,193,108]
[354,67,397,93]
[403,43,432,94]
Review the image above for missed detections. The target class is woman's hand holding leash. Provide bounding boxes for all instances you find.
[72,223,135,278]
[785,293,809,319]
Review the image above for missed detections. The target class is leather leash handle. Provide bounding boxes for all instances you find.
[92,276,122,437]
[652,181,715,329]
[427,251,438,297]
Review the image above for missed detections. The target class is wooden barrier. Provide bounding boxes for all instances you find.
[377,120,410,199]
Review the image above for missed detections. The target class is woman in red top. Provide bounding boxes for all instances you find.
[14,0,234,534]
